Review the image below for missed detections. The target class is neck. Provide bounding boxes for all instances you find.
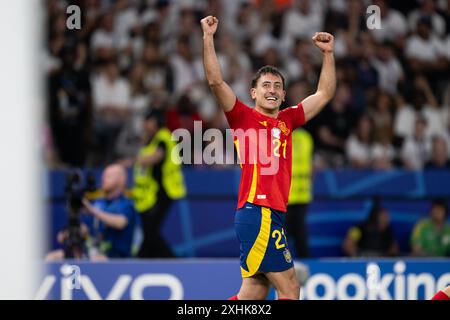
[104,188,122,200]
[107,76,117,84]
[434,221,444,230]
[254,105,279,118]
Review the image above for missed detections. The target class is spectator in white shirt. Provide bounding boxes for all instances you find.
[92,60,131,164]
[113,0,139,41]
[346,114,375,168]
[142,41,174,94]
[369,0,408,43]
[226,1,262,46]
[408,0,446,37]
[281,0,324,43]
[401,116,432,170]
[372,135,396,170]
[371,41,404,95]
[93,61,131,115]
[116,62,151,159]
[414,75,447,138]
[395,76,445,139]
[425,135,450,169]
[170,35,201,96]
[394,96,417,140]
[405,16,447,74]
[90,12,119,62]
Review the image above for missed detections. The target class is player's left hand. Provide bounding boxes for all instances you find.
[312,32,334,53]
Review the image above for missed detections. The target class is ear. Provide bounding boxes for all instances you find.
[282,90,286,102]
[250,87,257,100]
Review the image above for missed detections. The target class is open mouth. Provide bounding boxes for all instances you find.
[266,96,278,101]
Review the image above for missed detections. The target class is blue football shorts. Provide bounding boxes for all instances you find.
[235,202,294,278]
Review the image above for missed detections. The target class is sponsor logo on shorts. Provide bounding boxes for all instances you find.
[283,249,292,263]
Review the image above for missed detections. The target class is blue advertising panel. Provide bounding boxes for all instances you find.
[300,258,450,300]
[38,259,450,300]
[39,259,242,300]
[48,168,450,258]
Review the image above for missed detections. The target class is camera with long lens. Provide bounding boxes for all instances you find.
[64,170,97,259]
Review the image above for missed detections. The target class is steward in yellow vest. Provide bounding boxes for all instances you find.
[286,128,313,258]
[133,109,186,258]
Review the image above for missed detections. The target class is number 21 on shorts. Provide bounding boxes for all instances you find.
[272,228,287,249]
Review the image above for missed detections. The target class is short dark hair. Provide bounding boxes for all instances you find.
[431,198,448,216]
[145,108,165,127]
[251,65,285,89]
[418,15,432,28]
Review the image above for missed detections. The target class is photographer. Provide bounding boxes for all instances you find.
[46,164,136,260]
[82,164,137,258]
[46,220,90,261]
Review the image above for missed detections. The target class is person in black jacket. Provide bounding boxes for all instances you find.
[342,202,399,257]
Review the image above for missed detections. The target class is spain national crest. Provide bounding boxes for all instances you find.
[283,248,292,263]
[277,121,290,136]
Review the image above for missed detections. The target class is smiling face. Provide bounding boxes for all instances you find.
[251,72,286,116]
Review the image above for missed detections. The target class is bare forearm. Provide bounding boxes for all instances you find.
[201,16,236,112]
[302,51,336,121]
[203,35,224,87]
[317,52,336,100]
[93,209,128,230]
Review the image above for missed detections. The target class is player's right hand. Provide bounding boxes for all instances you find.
[200,15,218,36]
[312,32,334,53]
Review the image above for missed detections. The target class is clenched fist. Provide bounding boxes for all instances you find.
[312,32,334,53]
[200,16,219,36]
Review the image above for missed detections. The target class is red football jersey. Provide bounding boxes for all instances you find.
[225,98,306,212]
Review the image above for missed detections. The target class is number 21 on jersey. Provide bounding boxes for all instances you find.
[272,138,287,158]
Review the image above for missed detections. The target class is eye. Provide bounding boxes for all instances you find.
[263,83,270,88]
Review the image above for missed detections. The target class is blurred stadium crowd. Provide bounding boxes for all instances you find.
[44,0,450,170]
[42,0,450,260]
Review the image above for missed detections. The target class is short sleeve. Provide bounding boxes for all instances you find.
[224,98,252,130]
[121,199,136,222]
[279,103,306,129]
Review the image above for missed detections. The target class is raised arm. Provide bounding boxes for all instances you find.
[301,32,336,122]
[201,16,236,112]
[82,199,128,230]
